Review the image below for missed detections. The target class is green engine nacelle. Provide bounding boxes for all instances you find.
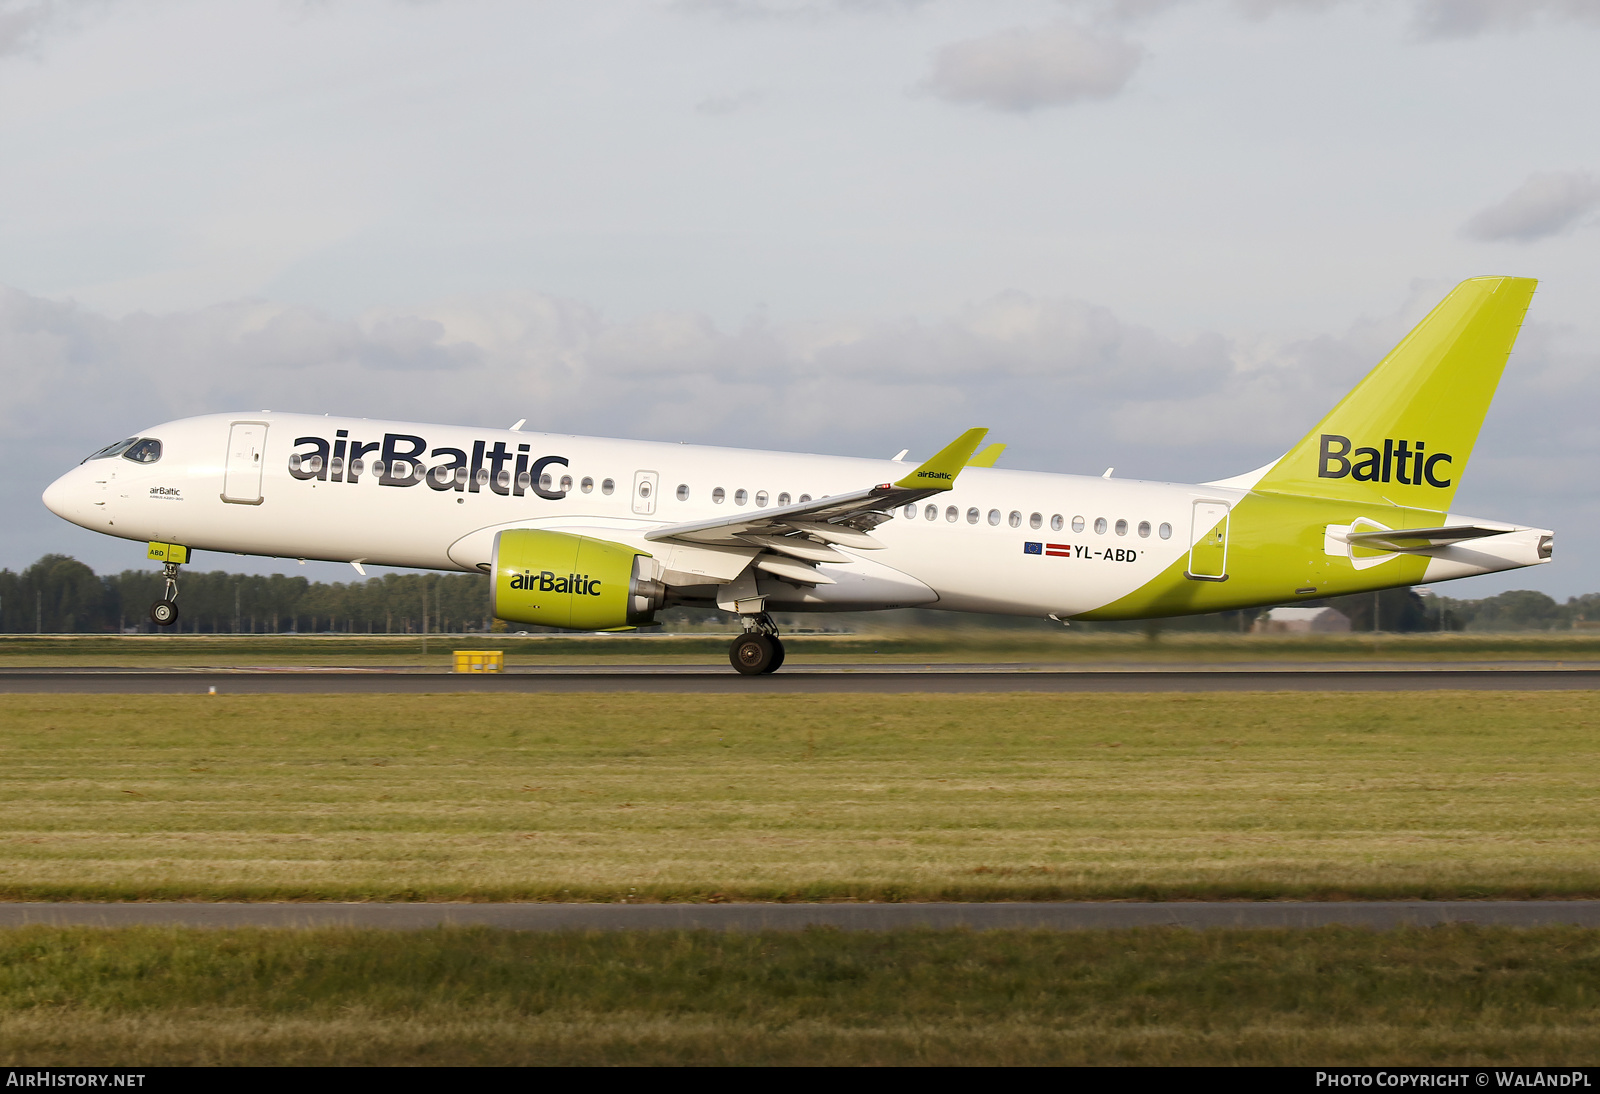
[491,529,665,630]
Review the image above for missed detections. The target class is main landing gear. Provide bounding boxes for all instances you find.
[729,613,786,676]
[150,559,182,627]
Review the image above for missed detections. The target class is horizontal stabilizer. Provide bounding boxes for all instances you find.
[1343,525,1513,553]
[966,443,1006,468]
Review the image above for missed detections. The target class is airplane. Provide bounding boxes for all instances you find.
[42,275,1552,674]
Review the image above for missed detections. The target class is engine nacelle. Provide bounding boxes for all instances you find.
[491,529,665,630]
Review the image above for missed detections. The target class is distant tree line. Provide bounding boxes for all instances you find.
[0,554,1595,634]
[0,555,494,634]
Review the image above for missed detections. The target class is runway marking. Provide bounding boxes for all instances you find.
[4,901,1599,931]
[1,668,1598,693]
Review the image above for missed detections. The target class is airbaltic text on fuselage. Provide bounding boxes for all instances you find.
[288,432,568,499]
[509,571,602,595]
[1318,434,1452,487]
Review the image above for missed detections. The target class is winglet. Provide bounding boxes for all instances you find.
[894,428,988,490]
[966,442,1006,468]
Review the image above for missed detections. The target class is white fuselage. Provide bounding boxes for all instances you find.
[42,412,1542,620]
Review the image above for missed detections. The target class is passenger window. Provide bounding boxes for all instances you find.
[1072,516,1085,533]
[581,477,594,493]
[496,469,512,490]
[987,509,1001,526]
[1159,522,1172,540]
[601,478,615,496]
[967,508,980,524]
[713,487,726,504]
[1009,511,1022,528]
[778,492,791,506]
[1138,521,1151,538]
[755,491,768,506]
[637,480,651,499]
[676,484,690,501]
[734,489,748,506]
[1094,517,1107,534]
[516,471,530,491]
[539,472,552,491]
[925,504,938,521]
[560,474,573,493]
[1030,513,1043,530]
[904,504,917,519]
[1115,519,1128,536]
[945,506,959,523]
[799,494,812,503]
[122,438,162,464]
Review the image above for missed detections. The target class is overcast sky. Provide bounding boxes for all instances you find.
[2,0,1597,598]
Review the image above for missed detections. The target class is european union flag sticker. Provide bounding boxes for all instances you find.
[1023,542,1043,555]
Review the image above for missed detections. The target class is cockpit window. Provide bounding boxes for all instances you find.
[83,438,138,463]
[122,438,162,464]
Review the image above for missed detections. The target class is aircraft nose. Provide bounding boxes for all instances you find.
[42,468,88,522]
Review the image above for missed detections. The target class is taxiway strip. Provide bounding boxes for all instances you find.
[1,668,1598,693]
[4,901,1599,931]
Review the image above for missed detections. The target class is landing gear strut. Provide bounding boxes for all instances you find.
[150,560,182,627]
[729,612,785,675]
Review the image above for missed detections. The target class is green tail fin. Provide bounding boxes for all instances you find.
[1254,275,1536,511]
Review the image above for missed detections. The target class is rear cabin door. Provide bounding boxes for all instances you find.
[1186,500,1230,580]
[222,422,268,505]
[631,470,659,516]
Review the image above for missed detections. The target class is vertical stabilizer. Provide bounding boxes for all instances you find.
[1254,276,1535,510]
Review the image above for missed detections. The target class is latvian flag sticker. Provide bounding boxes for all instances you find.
[1025,541,1072,557]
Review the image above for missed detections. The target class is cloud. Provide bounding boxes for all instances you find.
[1403,0,1600,40]
[922,22,1143,113]
[0,0,109,59]
[1461,171,1600,242]
[695,89,765,116]
[1064,0,1600,39]
[1,280,1487,540]
[6,282,1594,592]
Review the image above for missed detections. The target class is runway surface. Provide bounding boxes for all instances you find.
[5,901,1600,931]
[2,665,1599,693]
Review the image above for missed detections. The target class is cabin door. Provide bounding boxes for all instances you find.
[1186,500,1230,580]
[222,422,268,505]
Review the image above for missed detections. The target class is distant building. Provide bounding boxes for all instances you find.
[1251,606,1351,634]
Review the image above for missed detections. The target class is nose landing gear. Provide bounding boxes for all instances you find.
[149,561,182,627]
[729,613,786,675]
[145,542,189,628]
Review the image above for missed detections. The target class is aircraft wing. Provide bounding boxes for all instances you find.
[1343,525,1514,553]
[643,428,988,553]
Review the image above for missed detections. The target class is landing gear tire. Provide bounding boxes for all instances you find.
[150,600,180,627]
[730,634,779,675]
[769,637,785,672]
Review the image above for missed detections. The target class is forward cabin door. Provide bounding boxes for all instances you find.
[222,421,268,505]
[631,470,659,516]
[1186,500,1230,580]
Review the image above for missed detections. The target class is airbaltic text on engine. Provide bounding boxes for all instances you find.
[509,571,603,595]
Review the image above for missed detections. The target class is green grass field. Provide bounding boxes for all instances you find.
[3,691,1599,902]
[4,925,1599,1065]
[4,630,1600,667]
